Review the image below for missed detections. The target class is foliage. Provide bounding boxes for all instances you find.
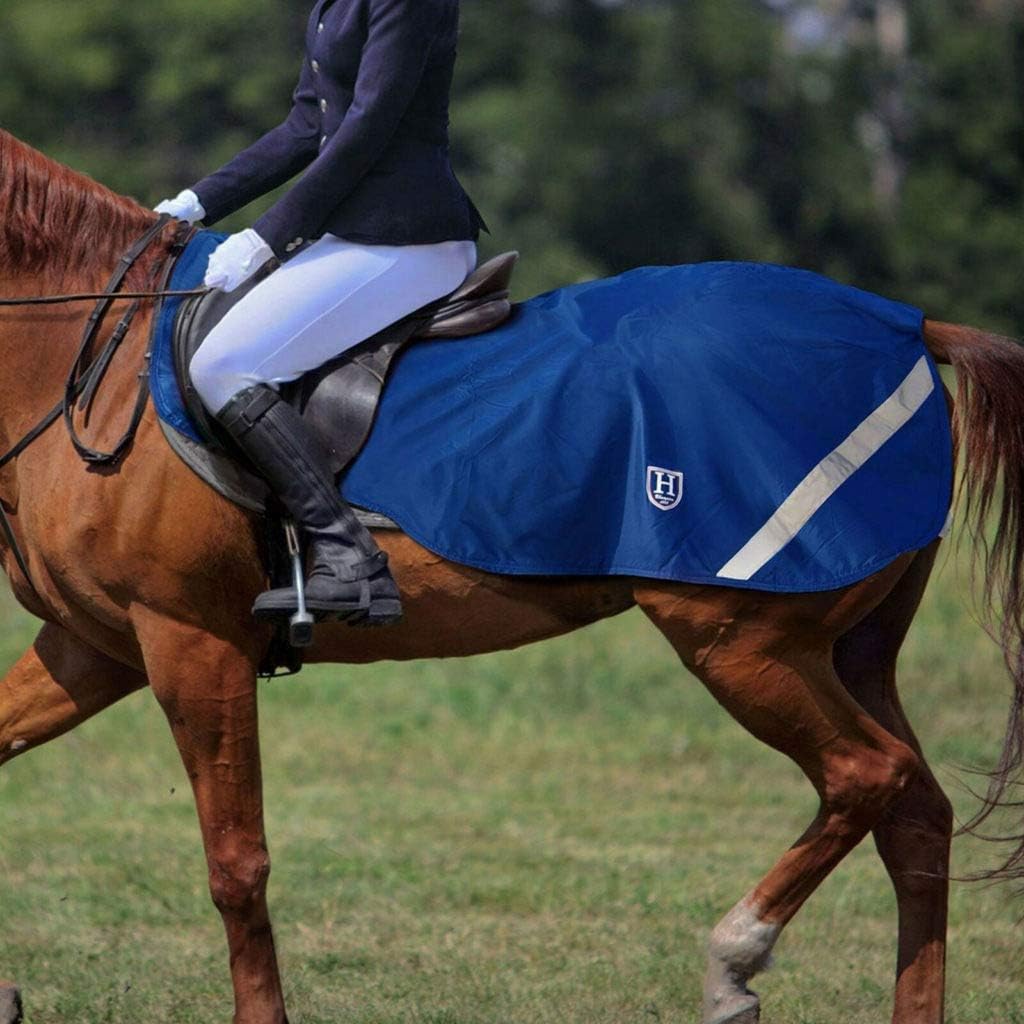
[0,0,1020,322]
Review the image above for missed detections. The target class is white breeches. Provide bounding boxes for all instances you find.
[190,234,478,412]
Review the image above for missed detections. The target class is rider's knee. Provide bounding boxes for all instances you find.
[190,340,247,413]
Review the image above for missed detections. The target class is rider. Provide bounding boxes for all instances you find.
[155,0,485,626]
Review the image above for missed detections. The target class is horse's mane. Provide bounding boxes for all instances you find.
[0,129,156,284]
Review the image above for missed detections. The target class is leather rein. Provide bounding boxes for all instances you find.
[0,214,206,596]
[0,287,208,306]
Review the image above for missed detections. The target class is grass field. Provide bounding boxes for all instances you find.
[0,549,1022,1023]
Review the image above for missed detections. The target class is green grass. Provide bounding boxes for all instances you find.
[0,548,1021,1023]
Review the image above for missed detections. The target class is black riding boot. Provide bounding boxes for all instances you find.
[216,384,402,626]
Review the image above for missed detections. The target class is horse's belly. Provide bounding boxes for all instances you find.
[306,534,635,664]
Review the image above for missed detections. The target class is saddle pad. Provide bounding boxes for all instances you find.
[151,240,952,593]
[151,229,227,443]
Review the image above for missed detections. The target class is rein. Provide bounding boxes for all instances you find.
[0,288,208,306]
[0,214,202,596]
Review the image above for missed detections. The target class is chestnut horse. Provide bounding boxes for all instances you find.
[1,129,1022,1024]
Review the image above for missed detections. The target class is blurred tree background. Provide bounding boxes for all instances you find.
[0,0,1020,331]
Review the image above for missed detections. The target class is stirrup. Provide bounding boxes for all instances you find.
[286,520,314,647]
[252,520,350,641]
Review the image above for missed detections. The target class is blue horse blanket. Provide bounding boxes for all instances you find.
[151,236,952,593]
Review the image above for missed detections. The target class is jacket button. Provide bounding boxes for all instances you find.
[311,60,320,73]
[320,135,328,148]
[319,98,328,112]
[284,237,304,254]
[317,21,324,33]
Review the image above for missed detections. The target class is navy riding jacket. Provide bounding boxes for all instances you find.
[191,0,486,258]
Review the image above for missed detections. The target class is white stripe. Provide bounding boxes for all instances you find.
[716,356,935,582]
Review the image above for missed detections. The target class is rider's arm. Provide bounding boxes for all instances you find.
[190,58,322,226]
[252,0,440,258]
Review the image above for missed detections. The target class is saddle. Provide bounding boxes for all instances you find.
[160,250,519,519]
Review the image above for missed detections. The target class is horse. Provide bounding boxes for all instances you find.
[0,127,1022,1024]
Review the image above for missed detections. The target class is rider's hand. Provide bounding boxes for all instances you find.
[204,229,275,293]
[153,189,206,224]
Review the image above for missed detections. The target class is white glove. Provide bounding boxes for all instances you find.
[154,189,206,224]
[204,229,275,293]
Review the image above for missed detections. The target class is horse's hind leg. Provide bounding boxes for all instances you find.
[132,608,286,1024]
[636,560,921,1024]
[0,623,145,767]
[834,543,950,1024]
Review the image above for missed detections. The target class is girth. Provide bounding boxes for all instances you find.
[161,249,519,514]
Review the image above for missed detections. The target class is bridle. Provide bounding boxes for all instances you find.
[0,214,209,597]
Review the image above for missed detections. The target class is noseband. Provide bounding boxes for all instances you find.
[0,215,208,596]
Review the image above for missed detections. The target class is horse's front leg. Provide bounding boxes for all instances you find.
[0,622,146,766]
[0,623,146,1024]
[133,609,286,1024]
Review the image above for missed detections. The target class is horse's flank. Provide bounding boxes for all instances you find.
[0,129,155,286]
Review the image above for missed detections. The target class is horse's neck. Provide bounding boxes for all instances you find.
[0,257,156,459]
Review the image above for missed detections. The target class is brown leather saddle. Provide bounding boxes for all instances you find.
[160,250,519,520]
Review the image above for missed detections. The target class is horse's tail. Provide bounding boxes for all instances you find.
[925,319,1024,880]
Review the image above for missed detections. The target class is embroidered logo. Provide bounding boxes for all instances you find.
[646,466,684,511]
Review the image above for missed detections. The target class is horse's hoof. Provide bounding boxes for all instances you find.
[706,994,760,1024]
[0,983,23,1024]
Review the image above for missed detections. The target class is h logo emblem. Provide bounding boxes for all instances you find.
[646,466,684,511]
